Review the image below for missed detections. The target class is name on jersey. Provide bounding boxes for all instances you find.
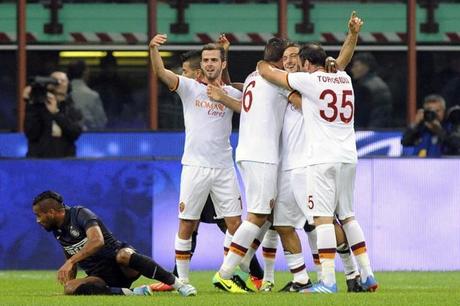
[195,99,226,117]
[317,75,350,84]
[63,238,88,256]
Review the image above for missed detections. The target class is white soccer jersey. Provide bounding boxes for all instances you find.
[279,103,308,171]
[175,75,242,168]
[236,70,288,164]
[287,70,358,165]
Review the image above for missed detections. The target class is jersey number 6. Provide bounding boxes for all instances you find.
[242,80,256,112]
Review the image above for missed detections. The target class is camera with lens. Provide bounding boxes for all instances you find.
[423,109,437,123]
[27,76,60,105]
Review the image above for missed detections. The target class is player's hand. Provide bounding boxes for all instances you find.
[149,34,167,49]
[45,92,59,114]
[348,11,364,34]
[217,34,230,52]
[57,259,76,285]
[207,84,226,102]
[325,57,338,73]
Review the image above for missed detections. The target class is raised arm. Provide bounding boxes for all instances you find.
[257,61,291,90]
[207,84,241,113]
[218,34,232,85]
[149,34,179,90]
[336,11,363,70]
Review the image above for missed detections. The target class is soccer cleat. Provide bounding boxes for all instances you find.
[132,285,153,296]
[278,280,312,292]
[149,282,174,292]
[177,283,197,297]
[233,268,257,292]
[346,276,365,292]
[361,275,378,292]
[301,281,337,294]
[260,281,275,292]
[250,275,263,290]
[212,272,247,293]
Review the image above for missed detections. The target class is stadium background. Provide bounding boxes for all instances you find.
[1,0,459,275]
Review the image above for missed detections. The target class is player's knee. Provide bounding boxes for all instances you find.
[225,217,241,234]
[116,248,135,266]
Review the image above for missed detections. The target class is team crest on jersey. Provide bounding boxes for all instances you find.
[179,202,185,213]
[69,226,80,238]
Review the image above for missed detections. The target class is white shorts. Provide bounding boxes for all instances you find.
[237,161,277,215]
[178,165,242,220]
[274,167,313,229]
[306,163,356,220]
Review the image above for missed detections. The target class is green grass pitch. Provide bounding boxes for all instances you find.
[1,271,459,306]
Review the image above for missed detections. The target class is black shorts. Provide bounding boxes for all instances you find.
[200,195,224,224]
[84,242,139,288]
[87,260,139,288]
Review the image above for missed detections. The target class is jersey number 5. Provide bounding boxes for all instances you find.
[319,89,353,123]
[242,80,256,112]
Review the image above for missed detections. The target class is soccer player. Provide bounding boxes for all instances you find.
[273,14,365,293]
[151,42,263,292]
[149,34,243,285]
[211,37,293,293]
[257,12,378,294]
[32,190,196,296]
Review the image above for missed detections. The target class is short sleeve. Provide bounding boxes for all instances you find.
[287,72,311,95]
[76,207,99,231]
[175,75,198,102]
[225,86,243,100]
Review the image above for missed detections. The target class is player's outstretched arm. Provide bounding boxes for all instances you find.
[57,225,104,285]
[149,34,179,90]
[207,84,241,113]
[336,11,363,70]
[257,61,290,90]
[218,34,232,85]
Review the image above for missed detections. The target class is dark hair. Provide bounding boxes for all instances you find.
[180,50,202,70]
[67,60,86,80]
[201,43,225,61]
[285,41,301,50]
[299,43,327,67]
[32,190,64,208]
[263,37,287,62]
[352,52,377,71]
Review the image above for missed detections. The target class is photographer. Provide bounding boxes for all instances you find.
[24,71,83,158]
[401,94,460,157]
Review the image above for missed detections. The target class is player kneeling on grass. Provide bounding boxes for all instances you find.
[32,190,197,297]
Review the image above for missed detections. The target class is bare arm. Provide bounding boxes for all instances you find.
[288,91,302,110]
[231,82,244,91]
[336,11,363,70]
[257,61,291,90]
[218,34,232,85]
[57,225,104,285]
[207,84,241,113]
[149,34,179,90]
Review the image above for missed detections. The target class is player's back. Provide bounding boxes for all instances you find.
[288,70,357,165]
[236,70,288,164]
